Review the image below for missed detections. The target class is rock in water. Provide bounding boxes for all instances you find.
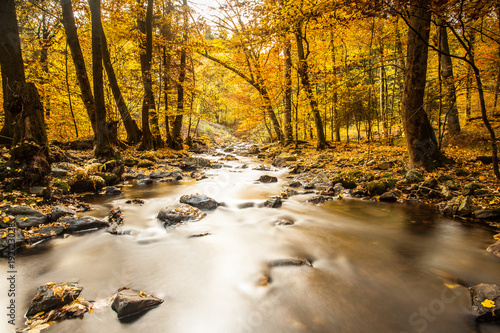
[59,216,109,233]
[50,205,76,222]
[111,287,163,319]
[259,175,278,183]
[487,240,500,258]
[25,282,83,318]
[157,203,206,227]
[469,283,500,321]
[269,259,313,268]
[180,194,220,211]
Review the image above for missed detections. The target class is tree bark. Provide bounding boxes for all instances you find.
[294,22,327,150]
[437,20,460,136]
[100,25,141,144]
[283,38,293,145]
[169,0,188,150]
[61,0,96,134]
[0,0,50,186]
[401,0,446,170]
[138,0,157,150]
[89,0,114,159]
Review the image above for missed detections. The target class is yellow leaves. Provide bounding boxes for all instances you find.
[479,176,486,181]
[494,234,500,240]
[482,299,496,309]
[21,216,29,221]
[3,216,9,223]
[139,291,147,298]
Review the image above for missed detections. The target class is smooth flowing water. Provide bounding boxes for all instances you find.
[3,152,500,333]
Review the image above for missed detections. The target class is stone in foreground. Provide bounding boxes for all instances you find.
[25,282,83,318]
[259,175,278,183]
[111,287,163,319]
[180,194,220,211]
[469,283,500,321]
[157,203,206,227]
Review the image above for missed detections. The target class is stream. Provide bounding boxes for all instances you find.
[3,149,500,333]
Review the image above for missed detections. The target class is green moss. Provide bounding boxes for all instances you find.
[367,181,387,195]
[53,180,70,194]
[137,159,155,168]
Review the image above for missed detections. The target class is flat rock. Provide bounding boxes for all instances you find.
[259,175,278,183]
[8,207,49,229]
[111,287,163,319]
[70,176,106,193]
[59,216,109,233]
[105,186,122,195]
[306,196,332,204]
[475,209,500,219]
[26,282,83,318]
[50,205,76,222]
[51,167,69,178]
[25,225,65,244]
[157,203,206,227]
[469,283,500,321]
[0,227,26,256]
[180,194,220,211]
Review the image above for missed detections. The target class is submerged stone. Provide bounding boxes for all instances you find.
[180,194,220,211]
[157,203,206,227]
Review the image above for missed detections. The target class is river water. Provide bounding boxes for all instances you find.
[3,151,500,333]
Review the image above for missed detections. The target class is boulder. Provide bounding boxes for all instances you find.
[8,206,49,229]
[180,194,220,211]
[183,157,211,170]
[442,197,461,216]
[50,205,76,222]
[157,203,206,227]
[475,209,500,220]
[25,282,83,318]
[376,161,393,170]
[138,179,153,186]
[457,196,473,216]
[259,175,278,183]
[70,176,106,193]
[405,169,423,183]
[105,186,122,195]
[469,283,500,321]
[248,145,260,154]
[487,240,500,258]
[367,181,387,196]
[0,227,26,257]
[307,196,332,204]
[111,287,163,319]
[51,167,69,178]
[262,198,282,208]
[379,191,397,202]
[60,216,109,233]
[289,181,302,188]
[253,165,271,171]
[421,177,438,189]
[25,225,65,244]
[150,169,183,180]
[274,218,294,226]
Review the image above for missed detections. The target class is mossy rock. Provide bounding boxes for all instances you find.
[140,152,157,162]
[367,181,387,195]
[137,159,155,168]
[384,178,399,189]
[70,176,105,193]
[341,179,357,189]
[348,170,363,179]
[365,173,375,181]
[124,158,138,167]
[99,172,120,186]
[53,180,70,194]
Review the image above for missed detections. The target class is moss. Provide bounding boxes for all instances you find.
[124,158,138,167]
[140,152,157,162]
[99,172,119,186]
[367,181,387,195]
[137,159,155,168]
[53,180,70,194]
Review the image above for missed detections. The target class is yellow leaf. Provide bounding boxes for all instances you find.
[21,216,28,221]
[479,176,486,181]
[491,200,496,205]
[494,234,500,240]
[482,299,496,309]
[3,216,9,223]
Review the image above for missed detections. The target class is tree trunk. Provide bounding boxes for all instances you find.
[294,23,327,150]
[138,0,156,150]
[65,43,79,138]
[437,20,460,136]
[169,0,188,150]
[283,38,293,145]
[61,0,96,134]
[401,0,446,170]
[101,25,141,144]
[0,0,50,186]
[89,0,114,160]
